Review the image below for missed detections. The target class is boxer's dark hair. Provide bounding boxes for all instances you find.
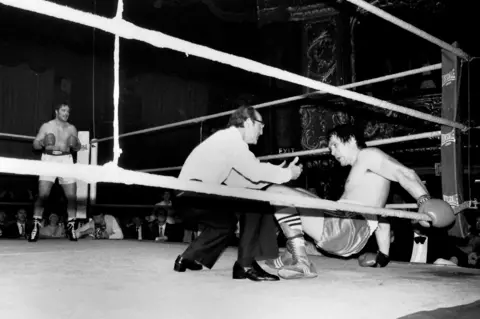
[227,105,258,128]
[327,124,367,149]
[54,101,71,111]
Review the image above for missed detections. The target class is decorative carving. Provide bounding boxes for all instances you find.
[300,93,442,152]
[354,0,447,15]
[300,106,327,150]
[304,18,337,86]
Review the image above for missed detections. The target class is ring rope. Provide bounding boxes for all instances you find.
[0,132,35,141]
[0,201,418,210]
[0,0,467,134]
[111,1,123,164]
[0,156,433,222]
[92,63,442,143]
[140,130,442,173]
[0,0,463,223]
[2,200,473,215]
[346,0,470,61]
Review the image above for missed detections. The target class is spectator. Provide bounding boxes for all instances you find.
[155,190,179,224]
[124,216,147,240]
[389,220,467,266]
[76,211,123,240]
[3,208,33,239]
[0,210,6,238]
[39,213,65,239]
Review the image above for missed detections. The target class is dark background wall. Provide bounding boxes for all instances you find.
[0,0,479,205]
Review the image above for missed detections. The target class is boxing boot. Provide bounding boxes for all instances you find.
[28,218,42,242]
[266,240,322,270]
[277,223,317,280]
[66,219,77,241]
[265,249,293,269]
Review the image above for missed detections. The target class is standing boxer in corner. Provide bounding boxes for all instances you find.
[29,102,84,242]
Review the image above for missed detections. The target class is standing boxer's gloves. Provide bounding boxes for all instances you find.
[67,135,81,151]
[43,133,56,147]
[358,251,390,268]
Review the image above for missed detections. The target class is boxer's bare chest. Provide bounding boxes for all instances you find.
[342,170,390,207]
[46,121,72,150]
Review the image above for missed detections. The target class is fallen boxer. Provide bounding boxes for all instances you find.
[265,124,455,279]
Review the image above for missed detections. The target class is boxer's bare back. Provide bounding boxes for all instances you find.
[340,147,426,207]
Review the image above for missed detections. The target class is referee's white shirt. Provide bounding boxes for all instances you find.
[179,126,292,188]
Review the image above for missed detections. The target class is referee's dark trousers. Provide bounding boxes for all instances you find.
[176,190,278,269]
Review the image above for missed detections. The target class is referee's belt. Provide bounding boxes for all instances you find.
[43,150,71,156]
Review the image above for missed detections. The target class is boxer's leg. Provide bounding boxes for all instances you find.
[375,217,391,256]
[59,155,78,241]
[61,181,77,241]
[265,185,317,279]
[29,179,54,242]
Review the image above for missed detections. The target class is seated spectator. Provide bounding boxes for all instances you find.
[124,216,147,240]
[3,208,33,239]
[465,237,480,268]
[155,190,183,225]
[461,216,480,268]
[155,213,168,242]
[39,213,65,239]
[76,211,124,240]
[0,188,15,202]
[389,219,468,266]
[142,209,166,241]
[0,210,6,238]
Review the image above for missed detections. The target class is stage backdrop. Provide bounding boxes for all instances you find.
[0,64,54,160]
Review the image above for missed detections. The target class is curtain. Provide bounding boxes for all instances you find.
[108,73,210,171]
[0,64,54,160]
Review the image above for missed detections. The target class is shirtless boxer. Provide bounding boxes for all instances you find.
[29,102,84,242]
[266,124,455,279]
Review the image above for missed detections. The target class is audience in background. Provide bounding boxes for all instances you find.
[0,210,6,238]
[124,216,147,240]
[76,210,124,240]
[39,213,65,239]
[3,208,32,239]
[0,185,478,272]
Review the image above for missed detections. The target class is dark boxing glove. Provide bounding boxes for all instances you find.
[43,133,56,147]
[67,135,81,151]
[417,195,455,228]
[358,251,390,268]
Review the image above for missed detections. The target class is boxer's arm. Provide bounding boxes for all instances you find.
[33,123,48,150]
[359,148,429,200]
[68,126,82,152]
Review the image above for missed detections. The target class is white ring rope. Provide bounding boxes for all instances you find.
[93,63,442,143]
[0,0,466,133]
[111,0,123,164]
[0,0,462,223]
[0,201,415,210]
[140,130,442,173]
[345,0,470,61]
[0,156,432,222]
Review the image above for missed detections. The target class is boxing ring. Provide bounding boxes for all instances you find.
[0,0,479,318]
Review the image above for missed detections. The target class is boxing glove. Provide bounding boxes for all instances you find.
[67,135,81,151]
[358,251,390,268]
[43,133,56,147]
[417,195,455,228]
